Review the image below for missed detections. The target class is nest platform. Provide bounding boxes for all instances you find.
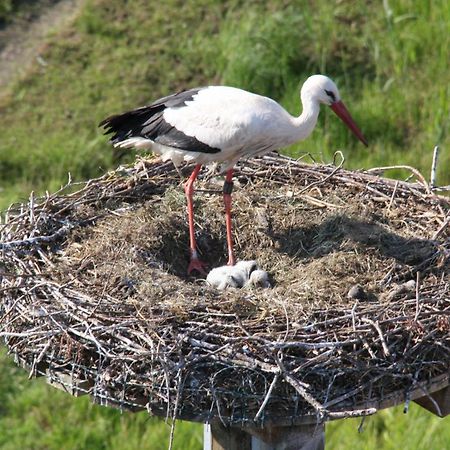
[1,153,449,427]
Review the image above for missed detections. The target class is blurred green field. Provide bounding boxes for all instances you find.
[0,0,449,448]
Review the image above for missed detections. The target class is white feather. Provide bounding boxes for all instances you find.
[163,86,309,165]
[115,137,153,150]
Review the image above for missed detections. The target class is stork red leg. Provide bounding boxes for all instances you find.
[223,169,236,266]
[184,164,207,275]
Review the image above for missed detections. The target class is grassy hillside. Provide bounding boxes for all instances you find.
[0,0,449,449]
[0,0,449,210]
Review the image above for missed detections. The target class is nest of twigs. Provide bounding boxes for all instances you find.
[1,152,449,426]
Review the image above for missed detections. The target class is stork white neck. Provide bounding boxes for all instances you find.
[294,95,321,141]
[281,95,321,147]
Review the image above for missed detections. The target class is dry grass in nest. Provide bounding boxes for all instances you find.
[0,152,449,426]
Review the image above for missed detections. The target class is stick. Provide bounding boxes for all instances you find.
[387,180,399,210]
[432,215,450,240]
[0,224,74,250]
[275,355,326,418]
[430,146,439,189]
[168,371,183,450]
[414,272,421,322]
[362,318,391,358]
[327,407,377,420]
[253,373,279,421]
[366,165,431,193]
[296,151,345,195]
[418,386,442,417]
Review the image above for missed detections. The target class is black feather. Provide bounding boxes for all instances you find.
[99,88,221,154]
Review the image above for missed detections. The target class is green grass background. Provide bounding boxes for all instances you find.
[0,0,449,448]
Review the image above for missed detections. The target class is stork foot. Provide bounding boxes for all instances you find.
[187,257,208,276]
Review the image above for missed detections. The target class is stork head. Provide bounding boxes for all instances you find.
[301,75,368,146]
[302,75,341,106]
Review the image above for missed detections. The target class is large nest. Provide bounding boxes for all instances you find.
[1,153,449,426]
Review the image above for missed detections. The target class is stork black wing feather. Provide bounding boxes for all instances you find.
[99,87,221,154]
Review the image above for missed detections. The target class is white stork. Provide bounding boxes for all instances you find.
[99,75,367,274]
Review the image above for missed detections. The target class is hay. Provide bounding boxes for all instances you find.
[1,152,449,426]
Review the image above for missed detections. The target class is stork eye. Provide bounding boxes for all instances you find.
[324,89,336,101]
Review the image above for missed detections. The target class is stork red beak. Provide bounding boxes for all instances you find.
[330,100,368,147]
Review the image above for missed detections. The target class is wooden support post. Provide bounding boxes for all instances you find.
[204,424,251,450]
[248,424,325,450]
[414,385,450,417]
[204,423,325,450]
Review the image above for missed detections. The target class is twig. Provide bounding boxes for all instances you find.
[366,165,431,193]
[361,318,391,358]
[275,354,326,418]
[296,151,345,196]
[430,146,440,189]
[418,386,442,417]
[254,373,279,421]
[0,224,74,250]
[358,415,367,433]
[415,272,421,322]
[432,214,450,240]
[387,180,399,211]
[168,370,183,450]
[327,407,377,420]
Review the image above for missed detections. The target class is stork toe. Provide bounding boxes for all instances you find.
[187,257,208,276]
